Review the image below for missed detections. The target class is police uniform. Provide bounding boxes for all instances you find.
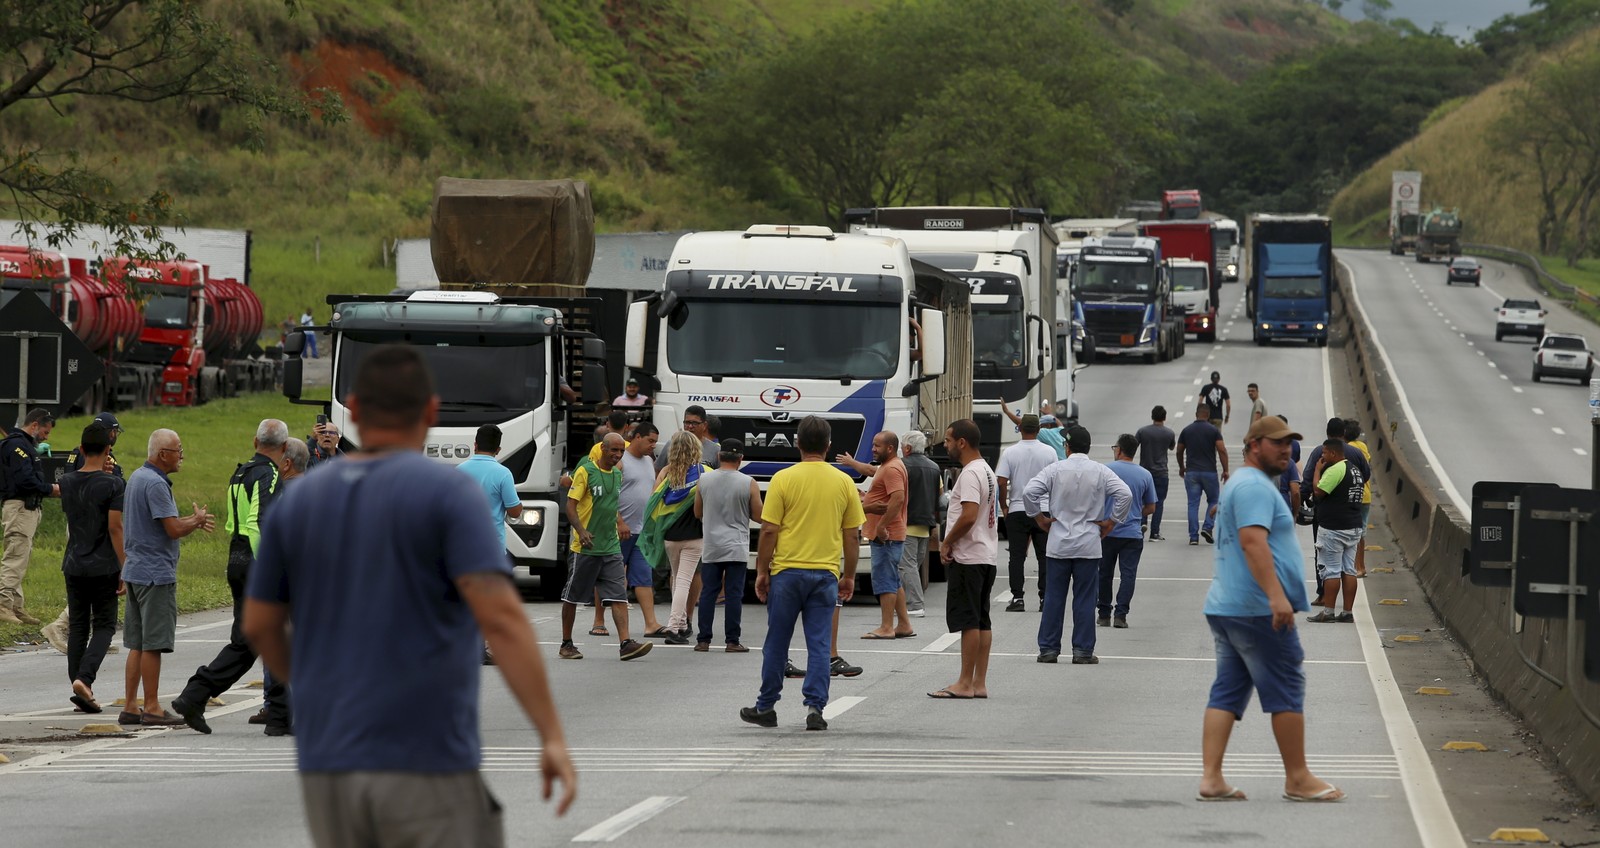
[1,425,54,617]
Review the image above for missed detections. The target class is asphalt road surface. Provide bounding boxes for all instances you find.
[3,281,1597,846]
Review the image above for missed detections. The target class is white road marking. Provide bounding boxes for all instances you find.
[922,632,962,653]
[1553,427,1566,436]
[1500,374,1509,380]
[823,696,865,719]
[1578,448,1590,456]
[1322,291,1466,848]
[1513,386,1524,393]
[0,728,172,773]
[1532,408,1544,415]
[1487,361,1496,368]
[174,618,235,634]
[1183,395,1194,404]
[572,796,685,843]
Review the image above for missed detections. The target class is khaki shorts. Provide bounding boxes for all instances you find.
[301,771,504,848]
[124,582,178,652]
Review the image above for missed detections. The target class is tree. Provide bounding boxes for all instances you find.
[1,1,340,259]
[1493,49,1600,262]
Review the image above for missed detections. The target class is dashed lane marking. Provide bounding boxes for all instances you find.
[1532,408,1544,415]
[922,632,961,653]
[1553,427,1567,436]
[822,696,865,719]
[1513,386,1524,393]
[1578,448,1590,456]
[572,796,685,843]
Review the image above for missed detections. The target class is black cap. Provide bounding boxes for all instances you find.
[1066,425,1092,454]
[626,377,640,386]
[89,412,121,432]
[718,437,744,459]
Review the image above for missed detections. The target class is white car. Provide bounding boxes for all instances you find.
[1531,333,1595,383]
[1495,298,1545,341]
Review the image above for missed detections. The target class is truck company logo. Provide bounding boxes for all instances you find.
[424,443,472,459]
[744,430,793,449]
[705,274,858,292]
[924,218,965,229]
[1086,248,1149,258]
[687,394,739,403]
[0,259,19,274]
[760,386,802,407]
[125,266,162,280]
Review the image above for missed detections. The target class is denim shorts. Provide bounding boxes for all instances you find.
[620,537,652,588]
[1359,503,1372,536]
[1206,614,1306,716]
[1316,527,1363,580]
[869,540,904,596]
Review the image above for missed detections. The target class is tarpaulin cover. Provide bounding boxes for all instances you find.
[430,178,595,287]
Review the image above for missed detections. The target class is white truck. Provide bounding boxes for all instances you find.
[1212,218,1241,282]
[843,206,1063,466]
[1166,258,1213,332]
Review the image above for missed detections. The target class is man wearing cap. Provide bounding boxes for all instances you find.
[996,414,1058,613]
[1,408,60,625]
[42,412,125,652]
[1198,415,1341,803]
[1023,425,1131,665]
[1036,414,1067,460]
[613,378,650,408]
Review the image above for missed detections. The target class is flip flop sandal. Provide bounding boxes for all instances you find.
[1197,787,1247,802]
[861,633,896,640]
[894,632,917,638]
[927,688,975,699]
[587,626,610,636]
[1282,786,1342,802]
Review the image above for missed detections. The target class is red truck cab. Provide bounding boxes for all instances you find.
[0,245,70,320]
[1138,220,1219,342]
[104,257,207,406]
[1161,190,1203,221]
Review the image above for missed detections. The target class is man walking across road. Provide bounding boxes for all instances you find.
[1177,405,1228,546]
[898,431,942,618]
[1307,433,1366,624]
[1098,435,1158,629]
[741,415,863,731]
[997,414,1057,612]
[121,428,214,727]
[618,423,669,637]
[57,424,125,714]
[1200,372,1231,428]
[172,419,292,736]
[694,438,761,652]
[559,433,651,661]
[1024,426,1132,665]
[929,418,999,699]
[1,408,60,625]
[1197,415,1342,803]
[456,424,523,667]
[859,431,914,640]
[1135,406,1176,541]
[242,344,576,844]
[1247,384,1268,425]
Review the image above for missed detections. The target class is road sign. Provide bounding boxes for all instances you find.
[1469,480,1557,587]
[1518,486,1597,620]
[0,289,103,422]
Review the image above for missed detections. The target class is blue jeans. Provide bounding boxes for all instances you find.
[1184,471,1220,540]
[1206,614,1306,716]
[697,560,746,644]
[1038,557,1099,657]
[1097,536,1144,617]
[1150,474,1169,536]
[757,569,837,711]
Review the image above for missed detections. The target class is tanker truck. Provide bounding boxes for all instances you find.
[1415,206,1463,264]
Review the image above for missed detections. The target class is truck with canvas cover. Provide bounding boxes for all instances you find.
[1139,220,1218,342]
[282,178,610,595]
[1071,235,1184,364]
[1245,214,1332,346]
[1389,170,1422,255]
[843,206,1064,466]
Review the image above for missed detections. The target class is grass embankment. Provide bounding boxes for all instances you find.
[0,392,318,648]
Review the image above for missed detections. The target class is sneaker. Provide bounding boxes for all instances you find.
[1005,597,1026,613]
[830,656,862,678]
[664,630,689,646]
[140,710,188,727]
[739,706,778,728]
[1037,651,1059,664]
[619,639,653,661]
[1071,655,1100,665]
[908,608,925,617]
[725,642,749,653]
[1096,615,1110,627]
[1335,612,1356,624]
[694,641,711,652]
[558,640,583,660]
[248,709,268,725]
[41,618,68,654]
[263,724,293,737]
[1149,533,1165,541]
[1201,529,1214,544]
[1113,616,1128,629]
[784,660,805,678]
[169,697,211,735]
[806,706,828,731]
[1306,610,1338,623]
[1189,539,1199,546]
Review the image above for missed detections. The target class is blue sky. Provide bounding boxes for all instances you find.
[1338,1,1534,38]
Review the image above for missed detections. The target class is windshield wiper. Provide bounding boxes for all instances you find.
[438,401,511,410]
[710,371,756,382]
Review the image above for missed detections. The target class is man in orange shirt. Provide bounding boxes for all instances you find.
[859,431,913,640]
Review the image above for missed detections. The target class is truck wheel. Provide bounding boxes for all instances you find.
[1532,368,1541,383]
[1317,336,1328,348]
[1200,331,1216,343]
[1416,254,1427,264]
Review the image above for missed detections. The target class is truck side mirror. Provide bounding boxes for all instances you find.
[581,336,605,362]
[282,357,303,400]
[919,307,946,379]
[579,363,607,404]
[283,331,306,357]
[625,300,648,370]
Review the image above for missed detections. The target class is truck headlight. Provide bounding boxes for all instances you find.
[164,381,183,393]
[1226,263,1237,276]
[1139,324,1155,345]
[1073,322,1085,340]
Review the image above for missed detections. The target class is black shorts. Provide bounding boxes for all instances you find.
[945,561,996,632]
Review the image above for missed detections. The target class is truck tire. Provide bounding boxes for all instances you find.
[1317,336,1328,348]
[1416,254,1427,264]
[1082,335,1097,364]
[1200,330,1216,343]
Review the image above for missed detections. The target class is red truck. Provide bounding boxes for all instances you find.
[1161,189,1203,220]
[1139,221,1219,342]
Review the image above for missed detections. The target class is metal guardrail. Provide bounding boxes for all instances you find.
[1463,242,1600,309]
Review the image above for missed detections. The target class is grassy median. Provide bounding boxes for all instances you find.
[1,391,322,647]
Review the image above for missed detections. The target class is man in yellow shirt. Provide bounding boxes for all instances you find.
[1344,419,1373,578]
[740,415,863,732]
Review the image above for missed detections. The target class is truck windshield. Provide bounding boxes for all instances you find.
[973,302,1025,368]
[335,338,547,420]
[1076,261,1156,295]
[142,290,192,328]
[667,300,899,379]
[1211,230,1237,252]
[1262,276,1324,299]
[1170,267,1208,292]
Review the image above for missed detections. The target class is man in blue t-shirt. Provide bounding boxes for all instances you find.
[1098,435,1158,628]
[243,344,575,846]
[1176,405,1228,545]
[456,423,523,666]
[1197,416,1342,804]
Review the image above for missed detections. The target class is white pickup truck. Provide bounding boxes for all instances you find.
[1495,298,1545,342]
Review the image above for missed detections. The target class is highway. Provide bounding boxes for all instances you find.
[3,281,1599,846]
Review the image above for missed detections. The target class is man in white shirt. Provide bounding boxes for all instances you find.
[1023,425,1132,665]
[928,419,998,700]
[996,414,1058,613]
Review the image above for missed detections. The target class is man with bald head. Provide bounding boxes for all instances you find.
[560,431,650,660]
[173,419,290,735]
[121,428,214,727]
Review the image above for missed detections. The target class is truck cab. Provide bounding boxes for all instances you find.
[0,246,69,319]
[106,257,209,406]
[1166,259,1214,339]
[1245,214,1332,347]
[1072,236,1184,364]
[1212,219,1240,281]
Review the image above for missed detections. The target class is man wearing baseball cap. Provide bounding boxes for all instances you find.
[1197,415,1341,803]
[613,377,650,408]
[1035,414,1066,460]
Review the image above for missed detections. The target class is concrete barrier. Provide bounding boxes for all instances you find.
[1335,257,1600,803]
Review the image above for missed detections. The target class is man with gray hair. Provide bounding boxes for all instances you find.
[899,430,941,617]
[172,419,291,735]
[281,438,311,481]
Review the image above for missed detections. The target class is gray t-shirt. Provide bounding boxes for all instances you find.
[122,463,181,585]
[698,467,755,563]
[1135,424,1176,476]
[618,450,656,533]
[655,438,719,472]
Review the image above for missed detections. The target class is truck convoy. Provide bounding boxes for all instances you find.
[1245,214,1333,347]
[843,206,1062,465]
[1388,170,1422,256]
[1161,190,1203,220]
[1071,235,1185,364]
[283,179,610,593]
[1139,220,1218,342]
[1415,206,1463,263]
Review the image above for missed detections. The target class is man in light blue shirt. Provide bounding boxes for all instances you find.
[455,425,522,666]
[1098,435,1158,628]
[1022,426,1131,665]
[1036,414,1067,460]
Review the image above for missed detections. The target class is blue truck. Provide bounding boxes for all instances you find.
[1245,214,1332,347]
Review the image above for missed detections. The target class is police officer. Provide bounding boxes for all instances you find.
[1,408,60,625]
[42,412,127,653]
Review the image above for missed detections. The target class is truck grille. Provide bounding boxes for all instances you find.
[1082,306,1145,344]
[722,415,866,464]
